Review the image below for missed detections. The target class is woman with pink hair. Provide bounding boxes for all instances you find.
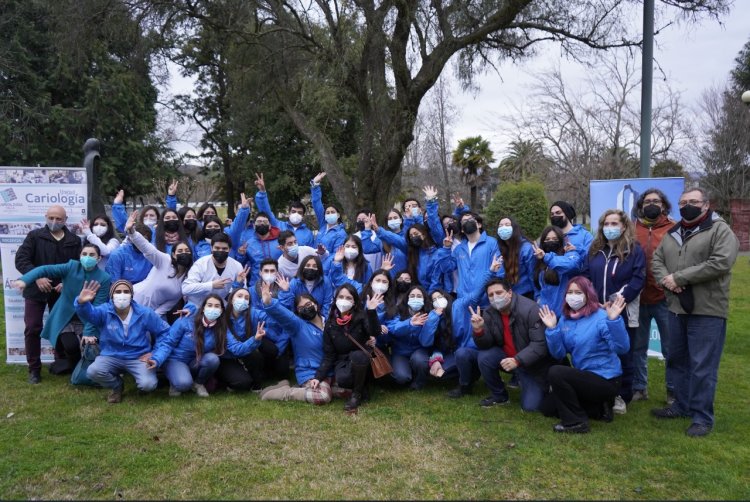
[539,276,630,433]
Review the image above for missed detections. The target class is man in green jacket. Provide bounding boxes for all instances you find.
[650,187,739,437]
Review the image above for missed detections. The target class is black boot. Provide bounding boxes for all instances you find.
[345,363,369,411]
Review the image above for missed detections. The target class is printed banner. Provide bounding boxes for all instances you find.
[589,177,685,358]
[0,167,87,364]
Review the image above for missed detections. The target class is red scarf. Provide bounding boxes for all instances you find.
[336,313,352,326]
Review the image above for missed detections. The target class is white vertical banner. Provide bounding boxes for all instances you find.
[0,167,87,364]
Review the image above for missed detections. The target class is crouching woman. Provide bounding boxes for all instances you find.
[539,276,630,433]
[74,279,170,403]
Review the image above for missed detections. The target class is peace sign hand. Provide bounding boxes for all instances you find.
[490,253,504,272]
[531,242,545,260]
[236,265,250,284]
[254,321,267,340]
[254,172,266,192]
[239,192,249,209]
[469,306,484,331]
[443,229,454,249]
[538,305,558,329]
[168,179,179,196]
[260,281,273,305]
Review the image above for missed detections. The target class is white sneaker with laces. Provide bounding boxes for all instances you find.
[192,383,209,397]
[613,395,627,415]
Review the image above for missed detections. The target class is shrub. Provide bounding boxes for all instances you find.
[483,180,548,240]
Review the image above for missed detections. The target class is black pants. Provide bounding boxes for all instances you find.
[49,331,81,375]
[334,350,370,389]
[547,365,621,425]
[23,295,59,373]
[216,354,264,391]
[617,326,636,402]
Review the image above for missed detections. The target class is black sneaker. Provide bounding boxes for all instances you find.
[553,422,590,434]
[447,385,472,398]
[686,423,712,437]
[507,374,520,389]
[28,372,41,384]
[479,395,509,407]
[651,406,687,419]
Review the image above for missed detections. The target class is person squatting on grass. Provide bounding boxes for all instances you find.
[18,180,740,436]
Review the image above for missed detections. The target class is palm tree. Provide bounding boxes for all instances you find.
[452,136,495,210]
[498,139,552,182]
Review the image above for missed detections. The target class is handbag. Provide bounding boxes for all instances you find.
[70,343,101,387]
[343,331,393,379]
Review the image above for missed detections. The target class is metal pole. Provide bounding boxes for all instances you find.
[640,0,654,178]
[82,138,104,217]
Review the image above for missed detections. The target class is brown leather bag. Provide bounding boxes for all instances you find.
[344,331,393,379]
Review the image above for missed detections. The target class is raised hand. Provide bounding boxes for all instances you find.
[125,210,139,234]
[423,185,438,200]
[168,179,179,196]
[369,212,379,231]
[469,306,484,331]
[113,190,124,205]
[312,172,327,185]
[366,293,384,310]
[237,241,248,256]
[77,280,101,304]
[364,213,373,230]
[236,265,250,284]
[254,172,266,192]
[490,253,504,272]
[254,321,266,340]
[381,253,394,271]
[443,229,454,249]
[452,193,465,208]
[531,241,545,260]
[606,295,627,321]
[80,218,90,233]
[316,244,327,256]
[410,312,429,326]
[275,274,290,292]
[334,245,345,263]
[260,281,273,305]
[239,192,249,209]
[538,305,558,328]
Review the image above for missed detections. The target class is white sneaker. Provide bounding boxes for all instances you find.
[192,383,209,397]
[168,386,182,397]
[613,395,627,415]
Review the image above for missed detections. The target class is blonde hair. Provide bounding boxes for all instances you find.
[589,209,635,262]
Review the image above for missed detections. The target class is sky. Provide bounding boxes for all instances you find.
[162,2,749,160]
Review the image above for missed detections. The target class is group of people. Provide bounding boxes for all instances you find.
[15,173,739,436]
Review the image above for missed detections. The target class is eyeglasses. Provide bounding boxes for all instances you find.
[643,199,663,205]
[678,199,705,207]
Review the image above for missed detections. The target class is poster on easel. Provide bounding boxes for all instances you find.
[0,167,87,364]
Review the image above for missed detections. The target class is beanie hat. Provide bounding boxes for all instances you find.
[550,201,576,221]
[109,279,134,298]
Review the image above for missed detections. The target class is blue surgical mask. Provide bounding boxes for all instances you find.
[497,226,513,241]
[325,213,338,225]
[387,218,402,230]
[204,307,222,321]
[603,227,622,241]
[232,298,249,312]
[80,255,98,270]
[410,207,420,218]
[287,245,299,259]
[407,298,424,311]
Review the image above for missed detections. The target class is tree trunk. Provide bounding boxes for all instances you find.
[470,185,478,210]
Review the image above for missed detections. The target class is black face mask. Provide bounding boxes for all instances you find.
[212,250,229,263]
[410,235,423,248]
[461,220,478,235]
[204,228,220,240]
[203,215,215,223]
[550,216,567,228]
[642,205,662,220]
[175,253,193,267]
[255,224,269,236]
[183,219,197,232]
[356,220,366,232]
[299,304,317,320]
[448,222,461,236]
[680,204,703,221]
[302,268,319,281]
[396,280,411,294]
[541,240,562,253]
[164,220,179,232]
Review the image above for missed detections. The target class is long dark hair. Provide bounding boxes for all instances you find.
[362,269,397,313]
[226,288,254,341]
[90,214,119,244]
[497,217,525,286]
[197,203,218,222]
[193,294,228,359]
[296,254,323,282]
[534,226,565,290]
[406,223,436,285]
[326,283,363,326]
[397,284,432,319]
[431,289,455,353]
[155,209,188,252]
[178,206,200,242]
[168,241,193,279]
[343,235,369,282]
[199,215,224,241]
[138,205,160,225]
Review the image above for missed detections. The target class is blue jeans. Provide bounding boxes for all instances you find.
[668,313,726,427]
[477,347,546,411]
[87,355,158,392]
[455,347,479,386]
[164,353,221,391]
[634,300,674,391]
[392,348,429,388]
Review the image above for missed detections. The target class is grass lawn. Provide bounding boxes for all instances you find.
[1,259,749,500]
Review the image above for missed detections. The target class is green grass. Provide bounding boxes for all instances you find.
[1,259,749,499]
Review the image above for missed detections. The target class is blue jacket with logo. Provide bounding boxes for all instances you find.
[105,243,153,284]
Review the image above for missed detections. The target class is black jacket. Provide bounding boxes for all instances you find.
[315,308,381,380]
[15,226,82,302]
[473,293,553,380]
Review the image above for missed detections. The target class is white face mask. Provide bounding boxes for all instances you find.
[143,217,157,228]
[344,248,359,260]
[261,272,276,285]
[372,282,388,295]
[433,297,448,309]
[92,224,108,237]
[336,299,354,313]
[490,295,510,310]
[112,293,132,310]
[232,298,249,312]
[387,218,402,230]
[566,293,586,311]
[288,213,303,225]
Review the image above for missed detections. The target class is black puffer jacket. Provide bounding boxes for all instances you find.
[15,226,82,302]
[314,308,381,380]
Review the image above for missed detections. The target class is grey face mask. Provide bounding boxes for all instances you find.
[47,220,65,232]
